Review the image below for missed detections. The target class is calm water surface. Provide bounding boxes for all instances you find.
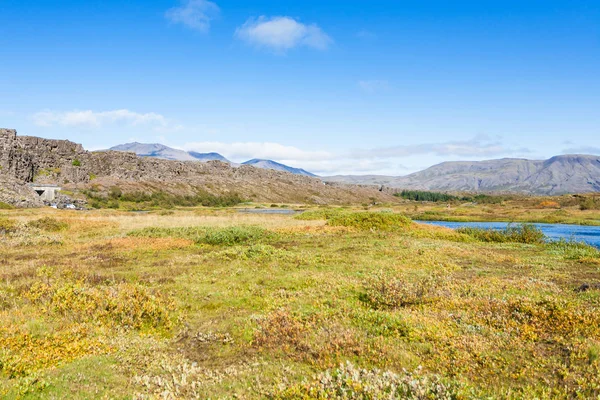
[419,221,600,248]
[237,208,300,215]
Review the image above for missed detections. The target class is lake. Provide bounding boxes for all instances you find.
[419,220,600,248]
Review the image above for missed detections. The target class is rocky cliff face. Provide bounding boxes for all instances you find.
[0,129,394,207]
[1,128,86,183]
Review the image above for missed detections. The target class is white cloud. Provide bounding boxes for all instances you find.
[358,80,390,94]
[32,109,174,130]
[291,159,406,176]
[185,141,408,175]
[351,136,530,159]
[235,16,332,51]
[184,141,332,161]
[181,136,532,176]
[562,146,600,155]
[165,0,219,33]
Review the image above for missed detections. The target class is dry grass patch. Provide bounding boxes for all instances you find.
[363,272,448,309]
[90,237,194,251]
[253,309,364,367]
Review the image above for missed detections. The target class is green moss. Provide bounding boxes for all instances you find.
[0,202,14,210]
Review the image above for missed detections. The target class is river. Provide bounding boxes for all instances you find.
[419,220,600,248]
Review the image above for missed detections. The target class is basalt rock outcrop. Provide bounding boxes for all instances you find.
[0,129,395,207]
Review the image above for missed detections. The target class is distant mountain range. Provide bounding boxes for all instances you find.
[108,142,316,177]
[109,143,233,163]
[242,159,317,177]
[109,143,600,194]
[323,155,600,195]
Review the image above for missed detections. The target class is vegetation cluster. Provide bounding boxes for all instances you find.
[83,187,244,209]
[457,224,546,244]
[296,209,411,231]
[396,190,506,204]
[1,204,600,398]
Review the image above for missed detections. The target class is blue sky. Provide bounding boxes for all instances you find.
[1,0,599,175]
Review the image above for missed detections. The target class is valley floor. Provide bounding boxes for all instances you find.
[1,204,600,399]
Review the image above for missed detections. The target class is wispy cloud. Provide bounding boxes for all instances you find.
[358,80,390,94]
[291,159,407,176]
[184,141,406,175]
[32,109,179,131]
[235,16,332,52]
[562,146,600,155]
[350,136,530,159]
[182,136,529,176]
[165,0,219,33]
[184,141,332,161]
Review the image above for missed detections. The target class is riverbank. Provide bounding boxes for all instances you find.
[419,220,600,248]
[388,195,600,226]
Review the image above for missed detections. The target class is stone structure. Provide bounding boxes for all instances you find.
[29,184,61,202]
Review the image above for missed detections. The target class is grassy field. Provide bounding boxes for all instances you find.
[1,204,600,399]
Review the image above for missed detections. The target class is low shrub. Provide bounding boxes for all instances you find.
[580,197,600,211]
[274,361,463,400]
[547,239,600,260]
[0,201,15,210]
[466,296,600,340]
[202,226,270,246]
[350,309,411,338]
[363,273,444,309]
[457,224,545,244]
[26,276,175,331]
[26,217,69,232]
[0,221,63,246]
[469,194,507,204]
[215,244,290,261]
[253,310,362,365]
[253,309,308,352]
[294,208,345,221]
[0,217,17,234]
[84,188,245,209]
[0,325,108,378]
[327,212,411,231]
[129,225,273,246]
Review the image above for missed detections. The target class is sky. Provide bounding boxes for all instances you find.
[1,0,599,176]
